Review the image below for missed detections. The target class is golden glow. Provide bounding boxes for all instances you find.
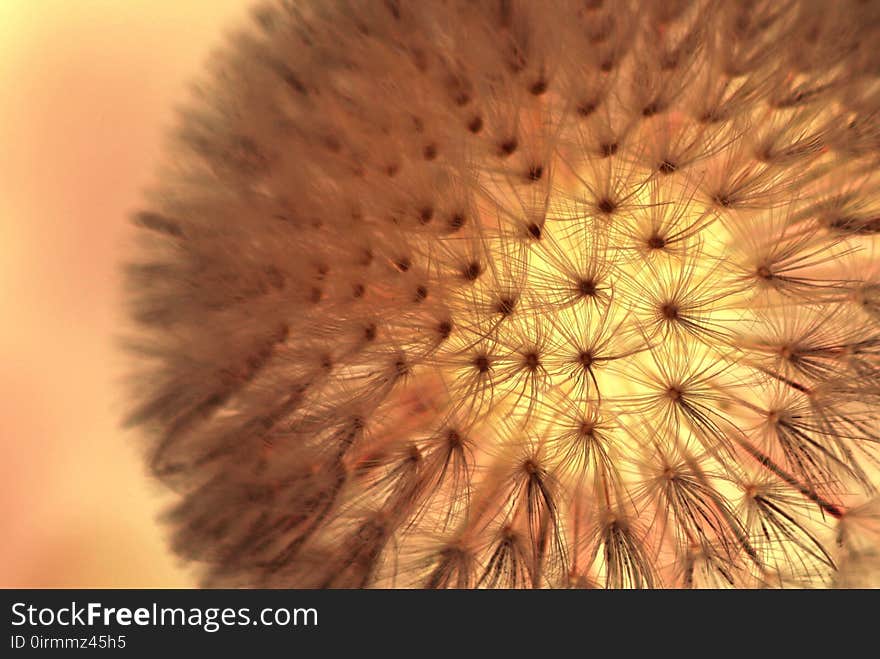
[108,1,880,587]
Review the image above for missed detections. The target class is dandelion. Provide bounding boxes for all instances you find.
[126,0,880,588]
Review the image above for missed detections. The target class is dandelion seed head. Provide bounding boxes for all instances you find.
[127,0,880,588]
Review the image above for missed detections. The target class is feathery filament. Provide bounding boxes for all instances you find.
[126,0,880,588]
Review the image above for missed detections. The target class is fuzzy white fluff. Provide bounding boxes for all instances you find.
[127,0,880,588]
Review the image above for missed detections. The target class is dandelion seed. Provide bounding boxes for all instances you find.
[127,0,880,588]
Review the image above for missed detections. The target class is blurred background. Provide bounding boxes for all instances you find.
[0,0,251,587]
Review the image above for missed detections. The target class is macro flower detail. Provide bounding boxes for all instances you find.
[127,0,880,588]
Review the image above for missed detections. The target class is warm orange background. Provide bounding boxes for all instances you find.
[0,0,252,587]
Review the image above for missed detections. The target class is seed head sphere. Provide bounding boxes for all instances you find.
[126,0,880,588]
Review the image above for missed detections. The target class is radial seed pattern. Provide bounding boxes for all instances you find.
[127,0,880,588]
